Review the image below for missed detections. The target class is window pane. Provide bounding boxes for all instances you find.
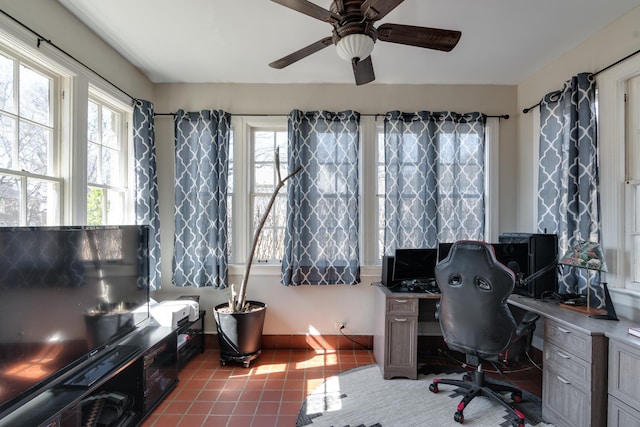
[87,142,99,183]
[253,195,273,229]
[0,175,19,226]
[87,187,103,225]
[272,196,286,225]
[634,234,640,284]
[26,179,51,226]
[255,227,274,260]
[102,146,119,186]
[254,163,274,193]
[88,101,99,143]
[106,189,124,224]
[0,114,15,169]
[19,121,50,175]
[19,65,50,126]
[102,106,118,148]
[254,131,274,161]
[0,54,14,113]
[276,131,287,156]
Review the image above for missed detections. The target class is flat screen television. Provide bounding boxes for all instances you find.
[0,225,150,418]
[392,248,438,282]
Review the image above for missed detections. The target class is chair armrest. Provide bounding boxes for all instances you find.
[515,312,539,336]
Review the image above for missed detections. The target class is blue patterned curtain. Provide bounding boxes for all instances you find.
[537,72,603,303]
[282,110,360,285]
[133,99,161,290]
[384,111,486,254]
[173,109,230,288]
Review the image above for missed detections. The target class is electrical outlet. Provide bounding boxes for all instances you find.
[335,321,346,330]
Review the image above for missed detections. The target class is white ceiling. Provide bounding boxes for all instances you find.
[57,0,640,85]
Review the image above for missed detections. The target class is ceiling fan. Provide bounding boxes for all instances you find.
[269,0,462,85]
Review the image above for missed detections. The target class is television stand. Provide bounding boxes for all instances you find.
[64,345,141,388]
[0,325,178,427]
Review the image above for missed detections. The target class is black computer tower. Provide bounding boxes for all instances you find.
[498,233,558,298]
[381,255,395,287]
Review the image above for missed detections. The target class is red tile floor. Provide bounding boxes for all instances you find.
[141,346,542,427]
[141,348,376,427]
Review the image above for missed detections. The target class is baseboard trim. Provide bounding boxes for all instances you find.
[205,334,373,351]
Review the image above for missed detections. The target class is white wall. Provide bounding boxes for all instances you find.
[515,6,640,318]
[152,83,518,335]
[17,0,636,332]
[0,0,154,101]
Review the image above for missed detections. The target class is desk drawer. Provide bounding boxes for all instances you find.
[545,342,591,389]
[545,320,592,362]
[386,298,418,315]
[543,367,590,427]
[608,338,640,411]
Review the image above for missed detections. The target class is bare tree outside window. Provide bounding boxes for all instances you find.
[0,51,58,226]
[252,129,288,262]
[86,97,125,225]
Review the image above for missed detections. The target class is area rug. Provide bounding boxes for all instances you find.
[296,364,554,427]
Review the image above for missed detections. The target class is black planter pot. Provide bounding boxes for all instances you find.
[213,301,266,368]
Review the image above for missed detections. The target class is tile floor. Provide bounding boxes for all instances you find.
[142,346,543,427]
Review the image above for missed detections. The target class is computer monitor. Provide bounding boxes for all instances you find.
[392,248,438,282]
[437,242,454,262]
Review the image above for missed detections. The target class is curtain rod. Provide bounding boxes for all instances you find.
[522,47,640,114]
[0,10,137,103]
[156,112,510,119]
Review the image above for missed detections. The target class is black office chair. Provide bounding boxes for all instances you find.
[429,240,539,427]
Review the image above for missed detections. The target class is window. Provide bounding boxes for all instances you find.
[86,93,128,225]
[375,116,497,261]
[0,48,60,226]
[251,128,288,262]
[628,75,640,291]
[228,115,496,269]
[0,18,133,227]
[228,116,288,267]
[597,54,640,292]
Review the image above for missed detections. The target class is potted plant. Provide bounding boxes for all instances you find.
[214,148,301,367]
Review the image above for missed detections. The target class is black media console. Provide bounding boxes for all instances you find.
[0,325,178,427]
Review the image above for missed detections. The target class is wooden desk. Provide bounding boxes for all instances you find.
[374,285,639,427]
[373,285,440,380]
[509,294,637,427]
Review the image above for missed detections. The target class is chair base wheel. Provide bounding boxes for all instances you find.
[454,411,464,424]
[429,383,438,393]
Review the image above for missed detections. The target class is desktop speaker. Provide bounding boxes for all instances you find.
[499,233,558,298]
[381,255,395,287]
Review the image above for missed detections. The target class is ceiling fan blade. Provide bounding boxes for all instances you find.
[377,23,461,52]
[271,0,341,24]
[353,56,375,85]
[269,37,333,69]
[361,0,404,21]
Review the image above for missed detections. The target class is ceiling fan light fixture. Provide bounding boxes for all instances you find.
[336,33,374,62]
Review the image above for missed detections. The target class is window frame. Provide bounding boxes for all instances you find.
[86,88,131,225]
[250,125,288,263]
[0,35,62,226]
[597,53,640,293]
